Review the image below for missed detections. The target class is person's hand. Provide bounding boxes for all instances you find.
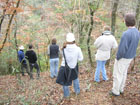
[61,42,67,50]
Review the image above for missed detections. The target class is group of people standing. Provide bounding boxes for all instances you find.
[18,13,140,98]
[92,13,139,96]
[18,44,40,79]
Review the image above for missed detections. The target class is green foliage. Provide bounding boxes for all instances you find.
[11,66,20,75]
[0,49,19,75]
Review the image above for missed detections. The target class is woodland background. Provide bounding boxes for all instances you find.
[0,0,140,105]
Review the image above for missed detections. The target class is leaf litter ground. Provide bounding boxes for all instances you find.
[0,60,140,105]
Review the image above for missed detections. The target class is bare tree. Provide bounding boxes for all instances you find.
[87,1,100,68]
[130,0,140,71]
[136,0,140,30]
[0,0,21,53]
[0,0,9,33]
[111,0,119,35]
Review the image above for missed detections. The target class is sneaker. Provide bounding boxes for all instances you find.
[94,80,100,83]
[22,74,25,76]
[37,74,40,79]
[50,76,54,79]
[30,78,34,80]
[63,96,70,100]
[120,92,124,95]
[103,78,109,81]
[109,91,119,96]
[30,75,34,80]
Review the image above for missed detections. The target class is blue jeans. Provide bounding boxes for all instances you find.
[63,78,80,97]
[94,60,108,82]
[50,58,59,78]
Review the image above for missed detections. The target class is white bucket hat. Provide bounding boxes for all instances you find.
[19,45,24,50]
[66,33,75,42]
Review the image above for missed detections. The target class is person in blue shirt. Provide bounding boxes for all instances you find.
[18,45,30,76]
[110,13,140,96]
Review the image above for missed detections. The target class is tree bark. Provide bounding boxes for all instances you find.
[87,8,94,68]
[87,1,100,68]
[131,0,140,71]
[136,0,140,30]
[14,19,18,56]
[111,0,119,35]
[0,0,9,33]
[0,0,21,53]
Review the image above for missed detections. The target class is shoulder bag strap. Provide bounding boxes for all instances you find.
[62,49,72,81]
[62,49,68,66]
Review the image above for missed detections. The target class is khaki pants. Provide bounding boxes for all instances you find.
[112,58,132,95]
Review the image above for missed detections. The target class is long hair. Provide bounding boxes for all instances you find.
[62,41,75,50]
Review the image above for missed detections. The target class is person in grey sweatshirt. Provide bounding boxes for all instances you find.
[110,13,140,96]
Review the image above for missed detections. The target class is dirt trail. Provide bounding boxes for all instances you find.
[0,65,140,105]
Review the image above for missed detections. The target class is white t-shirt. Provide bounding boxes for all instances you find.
[61,44,83,68]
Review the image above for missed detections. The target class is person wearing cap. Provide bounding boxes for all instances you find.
[56,33,83,98]
[18,45,30,76]
[25,44,40,79]
[110,13,140,96]
[47,38,60,78]
[94,26,118,82]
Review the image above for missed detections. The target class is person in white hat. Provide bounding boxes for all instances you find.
[18,45,30,76]
[56,33,83,98]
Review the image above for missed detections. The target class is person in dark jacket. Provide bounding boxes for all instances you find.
[48,38,59,78]
[110,13,140,96]
[25,44,40,79]
[18,45,30,76]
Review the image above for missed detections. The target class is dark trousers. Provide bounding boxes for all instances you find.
[21,63,30,76]
[29,62,40,78]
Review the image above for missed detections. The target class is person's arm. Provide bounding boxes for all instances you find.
[47,45,50,56]
[116,33,128,60]
[112,36,118,49]
[33,51,37,62]
[78,47,83,61]
[25,51,28,59]
[20,52,26,63]
[94,36,102,49]
[58,46,62,58]
[18,51,22,62]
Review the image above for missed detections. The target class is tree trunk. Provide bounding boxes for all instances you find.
[79,22,84,44]
[111,0,119,35]
[87,1,100,68]
[87,7,94,68]
[0,0,9,33]
[14,19,18,56]
[36,45,41,71]
[131,0,140,71]
[0,0,21,53]
[136,0,140,30]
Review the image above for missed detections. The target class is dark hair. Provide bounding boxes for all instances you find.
[125,13,136,27]
[29,44,33,49]
[52,38,57,44]
[62,41,75,50]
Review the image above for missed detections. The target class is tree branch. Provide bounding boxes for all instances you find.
[0,0,21,53]
[0,0,9,32]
